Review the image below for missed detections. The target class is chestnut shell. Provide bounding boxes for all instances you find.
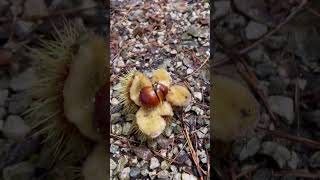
[139,86,160,107]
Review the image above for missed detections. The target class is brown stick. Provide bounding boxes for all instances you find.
[273,169,320,178]
[257,127,320,149]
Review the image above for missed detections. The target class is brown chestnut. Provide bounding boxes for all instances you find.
[156,83,168,101]
[139,86,160,107]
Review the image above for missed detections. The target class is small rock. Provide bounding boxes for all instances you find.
[170,165,178,173]
[187,26,200,37]
[191,106,204,115]
[213,1,231,19]
[14,20,34,37]
[253,168,272,180]
[176,62,183,67]
[173,173,182,180]
[111,124,122,135]
[170,50,177,54]
[182,173,197,180]
[111,113,121,123]
[119,167,130,180]
[148,170,157,179]
[110,144,119,154]
[310,151,320,168]
[111,98,120,105]
[264,35,287,49]
[114,156,128,175]
[160,160,168,170]
[140,169,149,176]
[117,60,125,68]
[186,68,193,75]
[269,77,286,95]
[121,123,131,135]
[245,21,268,40]
[239,137,261,161]
[193,92,202,101]
[133,146,153,160]
[157,170,170,179]
[8,92,32,114]
[130,167,140,177]
[110,159,117,170]
[10,68,34,91]
[256,63,276,78]
[2,161,35,180]
[24,0,48,17]
[150,157,160,169]
[164,126,173,137]
[0,89,8,106]
[196,127,208,139]
[261,142,291,168]
[3,115,31,141]
[0,76,9,89]
[268,96,294,124]
[0,107,6,119]
[288,151,299,169]
[248,47,270,64]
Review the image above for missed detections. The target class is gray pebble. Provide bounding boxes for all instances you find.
[239,137,261,161]
[130,167,140,177]
[150,157,160,169]
[3,115,31,141]
[245,21,268,40]
[0,107,6,119]
[0,89,9,106]
[9,68,34,92]
[268,96,294,124]
[310,151,320,168]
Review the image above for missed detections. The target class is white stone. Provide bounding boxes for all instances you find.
[111,98,120,105]
[193,92,202,101]
[182,173,198,180]
[150,157,160,169]
[186,68,193,74]
[119,167,130,180]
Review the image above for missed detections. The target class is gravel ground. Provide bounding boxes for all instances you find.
[213,0,320,179]
[110,0,210,179]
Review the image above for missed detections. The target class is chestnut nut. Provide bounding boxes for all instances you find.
[156,83,168,102]
[139,86,160,107]
[139,83,169,108]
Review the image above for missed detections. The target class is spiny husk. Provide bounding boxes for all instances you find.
[25,20,94,177]
[129,72,152,106]
[212,75,258,142]
[82,144,107,180]
[151,68,172,87]
[134,107,167,140]
[166,85,192,107]
[63,32,107,142]
[119,70,139,114]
